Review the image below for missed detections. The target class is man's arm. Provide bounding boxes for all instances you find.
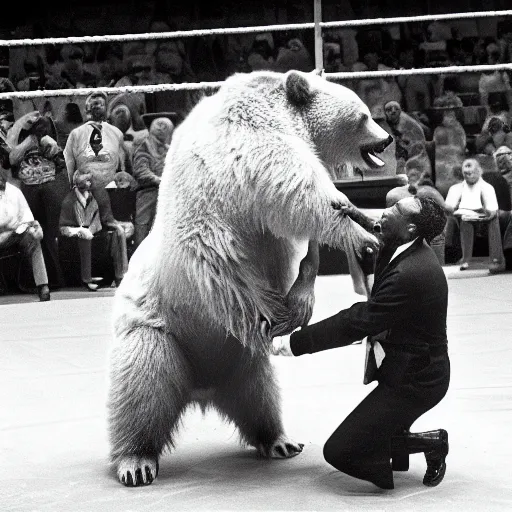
[290,270,411,356]
[63,130,77,185]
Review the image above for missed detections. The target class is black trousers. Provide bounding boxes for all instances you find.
[323,356,450,489]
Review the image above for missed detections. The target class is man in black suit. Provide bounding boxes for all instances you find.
[272,196,450,490]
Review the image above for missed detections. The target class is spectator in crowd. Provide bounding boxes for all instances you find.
[353,50,402,119]
[475,116,512,156]
[432,93,467,197]
[497,20,512,64]
[54,102,84,149]
[7,111,67,288]
[494,145,512,204]
[133,112,175,247]
[95,42,126,87]
[0,109,14,139]
[478,42,512,113]
[480,91,512,133]
[16,56,47,91]
[107,93,148,152]
[64,91,131,232]
[273,36,313,73]
[45,44,97,89]
[445,158,505,273]
[381,100,427,174]
[323,42,349,74]
[0,171,50,301]
[59,170,128,290]
[247,33,275,71]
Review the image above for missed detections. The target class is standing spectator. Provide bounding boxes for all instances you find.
[7,112,67,288]
[64,91,131,232]
[59,171,128,290]
[132,113,175,247]
[247,33,275,71]
[445,158,505,273]
[475,116,512,156]
[0,171,50,301]
[95,42,126,88]
[273,36,313,73]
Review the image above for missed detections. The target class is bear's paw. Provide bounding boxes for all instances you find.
[257,435,305,459]
[117,456,159,487]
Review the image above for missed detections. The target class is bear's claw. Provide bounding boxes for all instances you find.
[258,436,305,458]
[117,456,159,487]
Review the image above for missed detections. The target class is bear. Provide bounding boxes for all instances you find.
[108,70,393,486]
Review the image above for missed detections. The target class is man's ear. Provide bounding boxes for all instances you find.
[285,71,312,105]
[407,223,418,236]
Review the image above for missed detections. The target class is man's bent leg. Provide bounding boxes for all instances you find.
[77,239,93,283]
[110,227,128,284]
[322,384,426,490]
[92,186,118,228]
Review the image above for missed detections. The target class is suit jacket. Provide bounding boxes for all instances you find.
[290,238,449,392]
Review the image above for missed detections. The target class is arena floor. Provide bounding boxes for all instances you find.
[1,263,512,512]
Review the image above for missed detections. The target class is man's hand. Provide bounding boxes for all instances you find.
[271,335,294,356]
[77,227,94,240]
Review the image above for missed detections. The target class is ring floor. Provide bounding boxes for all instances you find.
[1,264,511,511]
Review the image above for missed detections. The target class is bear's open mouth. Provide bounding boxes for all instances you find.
[360,139,391,169]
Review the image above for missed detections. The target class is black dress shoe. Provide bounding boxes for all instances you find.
[38,284,51,302]
[423,429,449,487]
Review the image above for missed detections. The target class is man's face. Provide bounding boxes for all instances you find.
[75,174,92,191]
[462,159,481,185]
[384,102,401,125]
[378,197,421,244]
[88,96,107,121]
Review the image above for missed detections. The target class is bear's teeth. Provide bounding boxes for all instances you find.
[368,152,384,167]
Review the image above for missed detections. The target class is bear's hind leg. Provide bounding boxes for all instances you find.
[213,354,303,458]
[108,326,193,486]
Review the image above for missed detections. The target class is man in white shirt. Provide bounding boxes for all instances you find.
[445,158,505,273]
[0,174,50,301]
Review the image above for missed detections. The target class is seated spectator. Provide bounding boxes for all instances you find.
[16,57,47,91]
[95,42,126,88]
[133,113,175,247]
[7,111,68,288]
[0,172,50,301]
[494,145,512,204]
[45,44,97,89]
[59,171,128,290]
[475,116,512,156]
[445,158,505,273]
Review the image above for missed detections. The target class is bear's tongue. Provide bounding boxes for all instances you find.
[361,148,385,168]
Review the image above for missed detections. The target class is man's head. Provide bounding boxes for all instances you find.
[378,196,446,245]
[73,171,93,191]
[85,91,108,122]
[384,101,401,126]
[494,145,512,172]
[461,158,482,185]
[149,116,174,143]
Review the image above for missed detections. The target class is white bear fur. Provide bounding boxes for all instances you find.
[108,70,390,485]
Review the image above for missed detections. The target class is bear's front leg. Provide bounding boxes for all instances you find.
[270,240,319,337]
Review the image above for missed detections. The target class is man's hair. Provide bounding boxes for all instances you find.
[409,197,447,243]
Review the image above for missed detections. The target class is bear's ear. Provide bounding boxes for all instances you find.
[285,71,312,105]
